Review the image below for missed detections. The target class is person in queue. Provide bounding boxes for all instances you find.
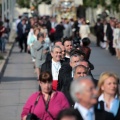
[70,76,114,120]
[97,72,120,120]
[73,65,88,79]
[21,71,69,120]
[41,46,62,90]
[33,33,47,79]
[63,38,73,60]
[57,108,78,120]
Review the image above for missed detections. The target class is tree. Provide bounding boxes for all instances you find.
[17,0,30,8]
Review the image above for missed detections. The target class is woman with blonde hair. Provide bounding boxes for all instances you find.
[97,72,120,120]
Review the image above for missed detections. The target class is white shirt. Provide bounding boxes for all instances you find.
[98,94,118,112]
[104,24,107,41]
[74,102,95,120]
[65,55,70,59]
[80,25,90,39]
[52,59,61,80]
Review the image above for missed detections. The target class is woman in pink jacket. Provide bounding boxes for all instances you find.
[21,71,70,120]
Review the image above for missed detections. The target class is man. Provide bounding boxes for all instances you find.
[58,54,81,91]
[17,17,26,52]
[45,40,62,62]
[73,65,88,79]
[106,19,116,55]
[41,46,62,90]
[57,108,78,120]
[94,18,104,47]
[70,76,114,120]
[63,38,73,60]
[79,60,98,86]
[57,54,81,105]
[60,45,70,63]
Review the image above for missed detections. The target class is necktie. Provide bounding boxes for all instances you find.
[87,111,93,120]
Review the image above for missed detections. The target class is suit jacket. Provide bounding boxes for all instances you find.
[106,23,113,41]
[97,101,120,120]
[75,107,114,120]
[41,60,63,74]
[57,63,72,91]
[17,22,24,37]
[57,63,74,106]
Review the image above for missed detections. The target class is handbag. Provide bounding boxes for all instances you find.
[26,93,41,120]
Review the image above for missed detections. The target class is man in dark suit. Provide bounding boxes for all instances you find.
[17,18,26,52]
[94,18,104,47]
[70,76,114,120]
[57,54,81,105]
[106,19,116,55]
[41,46,62,90]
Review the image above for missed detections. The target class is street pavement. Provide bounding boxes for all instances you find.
[0,37,120,120]
[0,43,38,120]
[89,34,120,79]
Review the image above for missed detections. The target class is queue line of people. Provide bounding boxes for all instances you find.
[18,15,120,120]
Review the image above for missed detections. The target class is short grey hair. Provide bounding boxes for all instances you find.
[70,76,93,102]
[73,65,88,76]
[70,54,81,62]
[50,45,62,52]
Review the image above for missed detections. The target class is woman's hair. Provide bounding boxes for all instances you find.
[98,72,119,96]
[33,27,40,34]
[37,32,44,40]
[39,71,53,83]
[57,108,78,120]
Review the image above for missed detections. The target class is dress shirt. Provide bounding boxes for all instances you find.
[52,59,61,80]
[98,94,118,112]
[74,102,95,120]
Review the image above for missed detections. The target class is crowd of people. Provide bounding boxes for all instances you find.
[94,17,120,59]
[15,15,120,120]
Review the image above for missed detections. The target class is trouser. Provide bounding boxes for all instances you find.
[1,37,7,52]
[18,34,27,52]
[109,40,116,55]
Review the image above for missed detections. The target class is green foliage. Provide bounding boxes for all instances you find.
[17,0,51,9]
[17,0,30,8]
[111,0,120,11]
[83,0,120,11]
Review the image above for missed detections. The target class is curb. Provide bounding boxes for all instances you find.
[0,35,16,83]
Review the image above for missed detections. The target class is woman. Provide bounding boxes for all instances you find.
[113,22,120,59]
[21,71,70,120]
[79,19,90,40]
[97,72,120,120]
[81,37,91,61]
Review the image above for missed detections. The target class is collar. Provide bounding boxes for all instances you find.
[52,59,60,64]
[98,94,118,102]
[65,55,70,58]
[74,102,94,119]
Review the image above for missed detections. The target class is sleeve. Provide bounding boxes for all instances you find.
[59,92,70,108]
[21,92,38,119]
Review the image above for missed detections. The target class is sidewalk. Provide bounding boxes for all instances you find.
[0,44,38,120]
[89,34,120,79]
[0,30,16,81]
